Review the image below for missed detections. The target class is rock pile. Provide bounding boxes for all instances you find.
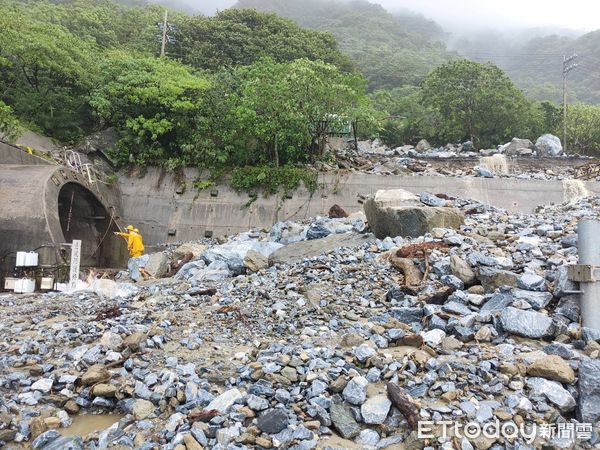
[1,194,600,449]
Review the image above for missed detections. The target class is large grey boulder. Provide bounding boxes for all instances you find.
[145,251,169,278]
[269,232,374,265]
[500,137,534,156]
[499,307,556,338]
[364,190,464,239]
[536,134,563,157]
[415,139,432,152]
[578,359,600,423]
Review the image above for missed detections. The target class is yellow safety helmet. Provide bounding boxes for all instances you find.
[134,228,140,233]
[126,225,134,231]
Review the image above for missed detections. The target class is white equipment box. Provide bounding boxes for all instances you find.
[14,278,35,293]
[4,277,17,291]
[16,252,38,267]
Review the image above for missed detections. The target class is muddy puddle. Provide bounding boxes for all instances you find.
[59,413,124,437]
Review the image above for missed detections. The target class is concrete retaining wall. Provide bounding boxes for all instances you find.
[0,141,53,165]
[119,168,600,245]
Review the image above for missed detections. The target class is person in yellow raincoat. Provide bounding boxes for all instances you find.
[114,225,149,280]
[130,228,145,258]
[115,225,136,256]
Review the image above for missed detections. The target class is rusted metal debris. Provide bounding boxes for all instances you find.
[95,306,121,321]
[396,242,448,258]
[190,288,217,297]
[575,161,600,180]
[189,409,219,423]
[328,204,349,218]
[386,382,420,431]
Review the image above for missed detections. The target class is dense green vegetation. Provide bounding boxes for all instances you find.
[0,0,372,178]
[175,8,353,72]
[371,60,564,150]
[1,0,600,164]
[564,103,600,154]
[235,0,455,91]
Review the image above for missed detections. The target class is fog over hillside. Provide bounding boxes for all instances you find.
[158,0,598,32]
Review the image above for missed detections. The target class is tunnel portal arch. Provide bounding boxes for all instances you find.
[57,182,123,268]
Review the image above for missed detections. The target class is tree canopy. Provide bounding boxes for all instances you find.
[175,9,353,72]
[421,60,534,148]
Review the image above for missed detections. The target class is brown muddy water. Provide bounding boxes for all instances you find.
[59,413,124,437]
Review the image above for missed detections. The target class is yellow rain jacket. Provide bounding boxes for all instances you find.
[115,231,134,255]
[130,231,145,258]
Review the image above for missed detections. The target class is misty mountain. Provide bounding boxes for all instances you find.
[454,30,600,104]
[233,0,456,91]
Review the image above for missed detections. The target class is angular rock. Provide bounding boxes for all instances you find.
[32,430,61,450]
[353,344,376,363]
[145,251,169,278]
[364,195,465,239]
[342,376,368,405]
[330,403,361,439]
[206,388,243,413]
[173,243,207,259]
[500,307,555,339]
[133,399,155,420]
[527,377,575,412]
[390,307,423,324]
[416,139,432,152]
[257,409,289,434]
[244,250,268,273]
[578,359,600,423]
[450,255,476,285]
[478,267,518,293]
[270,233,374,264]
[31,378,53,393]
[361,395,391,424]
[555,295,580,322]
[479,293,513,317]
[517,273,546,291]
[502,137,534,156]
[554,266,577,298]
[527,355,575,383]
[38,436,84,450]
[512,289,552,310]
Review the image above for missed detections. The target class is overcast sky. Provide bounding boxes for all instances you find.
[188,0,599,31]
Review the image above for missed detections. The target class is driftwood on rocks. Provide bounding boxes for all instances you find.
[389,255,423,286]
[386,382,420,431]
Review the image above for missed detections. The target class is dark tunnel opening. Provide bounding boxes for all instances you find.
[58,183,125,268]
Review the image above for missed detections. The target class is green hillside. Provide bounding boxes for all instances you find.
[234,0,456,90]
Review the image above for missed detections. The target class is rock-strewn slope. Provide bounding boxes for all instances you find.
[1,194,600,449]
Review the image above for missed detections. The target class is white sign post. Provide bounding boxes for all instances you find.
[68,240,81,292]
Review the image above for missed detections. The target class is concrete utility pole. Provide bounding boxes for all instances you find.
[160,8,168,57]
[562,54,578,154]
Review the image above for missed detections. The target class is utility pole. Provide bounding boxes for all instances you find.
[160,8,168,57]
[563,54,578,154]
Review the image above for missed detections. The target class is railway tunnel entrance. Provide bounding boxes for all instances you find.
[58,182,123,268]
